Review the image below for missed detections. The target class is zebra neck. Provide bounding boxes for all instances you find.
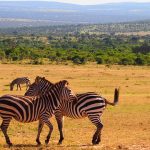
[41,84,53,95]
[10,82,14,89]
[11,82,15,86]
[40,86,62,112]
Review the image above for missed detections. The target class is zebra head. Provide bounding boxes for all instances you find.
[54,80,78,102]
[24,82,40,96]
[35,76,43,83]
[10,82,13,91]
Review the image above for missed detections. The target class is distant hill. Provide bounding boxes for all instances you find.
[0,1,150,27]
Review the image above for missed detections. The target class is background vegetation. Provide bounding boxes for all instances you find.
[0,21,150,65]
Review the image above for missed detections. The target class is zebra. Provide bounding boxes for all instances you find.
[10,77,31,91]
[0,79,77,146]
[25,76,119,145]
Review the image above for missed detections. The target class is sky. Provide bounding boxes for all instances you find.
[1,0,150,5]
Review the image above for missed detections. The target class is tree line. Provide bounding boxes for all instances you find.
[0,23,150,65]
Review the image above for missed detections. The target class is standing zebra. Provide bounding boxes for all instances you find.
[0,80,77,146]
[10,77,31,91]
[25,76,119,145]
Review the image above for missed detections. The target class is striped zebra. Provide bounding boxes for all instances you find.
[0,80,77,146]
[25,76,119,145]
[10,77,31,91]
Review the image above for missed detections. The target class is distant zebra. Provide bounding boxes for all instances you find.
[0,79,76,146]
[10,77,31,91]
[25,76,119,145]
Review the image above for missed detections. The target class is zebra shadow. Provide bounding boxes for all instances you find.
[3,144,102,149]
[14,144,38,147]
[3,144,40,149]
[57,144,101,148]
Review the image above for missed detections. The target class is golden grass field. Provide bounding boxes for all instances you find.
[0,64,150,150]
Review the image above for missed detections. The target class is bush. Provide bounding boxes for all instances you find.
[134,55,146,65]
[31,59,44,65]
[72,55,86,64]
[96,57,103,64]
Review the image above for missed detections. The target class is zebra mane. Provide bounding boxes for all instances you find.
[25,77,70,97]
[35,76,69,87]
[35,76,54,85]
[54,80,69,86]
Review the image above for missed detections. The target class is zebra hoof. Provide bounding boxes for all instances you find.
[45,140,49,145]
[58,138,64,145]
[36,139,41,146]
[92,139,97,145]
[92,139,100,145]
[8,142,13,147]
[57,142,62,145]
[94,141,99,145]
[37,142,41,146]
[95,139,100,145]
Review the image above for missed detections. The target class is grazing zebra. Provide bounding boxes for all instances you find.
[0,80,77,146]
[10,77,31,91]
[25,76,119,145]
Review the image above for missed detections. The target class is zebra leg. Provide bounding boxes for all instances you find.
[0,117,12,146]
[92,122,103,145]
[26,83,29,90]
[19,84,21,90]
[36,121,44,145]
[55,113,64,145]
[44,120,53,145]
[88,115,103,145]
[95,132,101,144]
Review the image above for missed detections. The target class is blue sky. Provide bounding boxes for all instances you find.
[1,0,150,5]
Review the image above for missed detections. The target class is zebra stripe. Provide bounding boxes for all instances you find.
[25,76,119,145]
[0,80,76,146]
[10,77,31,91]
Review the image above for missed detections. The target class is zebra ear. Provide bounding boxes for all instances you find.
[35,76,40,83]
[62,80,69,87]
[65,81,69,87]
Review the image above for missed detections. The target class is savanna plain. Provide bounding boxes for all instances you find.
[0,64,149,150]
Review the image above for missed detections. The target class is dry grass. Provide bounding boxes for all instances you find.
[0,64,150,150]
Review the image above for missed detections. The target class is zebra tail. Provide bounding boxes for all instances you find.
[105,88,119,106]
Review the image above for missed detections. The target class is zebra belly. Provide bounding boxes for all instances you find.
[62,111,87,119]
[56,106,87,119]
